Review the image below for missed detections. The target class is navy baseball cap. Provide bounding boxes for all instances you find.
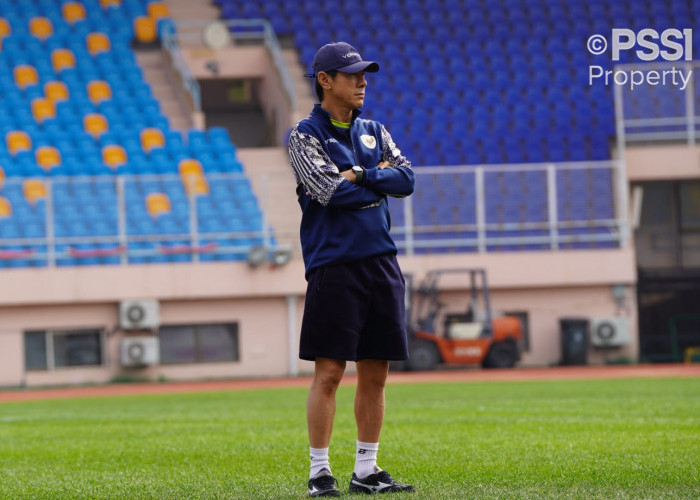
[306,42,379,77]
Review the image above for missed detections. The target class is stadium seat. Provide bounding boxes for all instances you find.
[140,128,165,153]
[100,0,122,7]
[146,192,171,218]
[86,33,111,55]
[44,81,69,103]
[134,16,157,43]
[35,146,61,171]
[29,17,53,41]
[31,97,55,123]
[23,179,48,205]
[62,2,87,24]
[0,197,12,219]
[87,80,112,104]
[178,158,204,177]
[6,131,32,156]
[84,113,109,138]
[14,65,39,90]
[102,144,127,169]
[147,2,170,21]
[51,49,76,73]
[0,18,11,40]
[0,167,5,188]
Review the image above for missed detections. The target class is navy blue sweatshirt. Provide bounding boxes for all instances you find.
[288,104,415,276]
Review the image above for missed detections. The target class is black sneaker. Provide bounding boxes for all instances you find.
[308,468,340,497]
[349,468,415,494]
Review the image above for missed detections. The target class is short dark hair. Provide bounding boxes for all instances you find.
[315,70,337,102]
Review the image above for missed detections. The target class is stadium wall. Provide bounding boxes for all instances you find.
[0,246,636,388]
[181,44,293,145]
[626,144,700,181]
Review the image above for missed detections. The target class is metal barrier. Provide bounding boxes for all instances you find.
[397,162,625,255]
[162,26,202,112]
[0,173,288,267]
[615,60,699,145]
[0,161,626,267]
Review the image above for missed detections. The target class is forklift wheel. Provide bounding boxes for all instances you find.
[482,341,518,369]
[407,339,440,371]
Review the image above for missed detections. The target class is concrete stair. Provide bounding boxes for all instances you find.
[283,48,316,124]
[164,0,221,49]
[165,0,220,23]
[135,49,193,131]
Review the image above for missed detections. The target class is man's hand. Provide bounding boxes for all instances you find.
[340,162,393,184]
[340,169,356,182]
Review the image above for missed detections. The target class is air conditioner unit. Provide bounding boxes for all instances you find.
[119,300,160,330]
[590,317,631,347]
[121,337,160,367]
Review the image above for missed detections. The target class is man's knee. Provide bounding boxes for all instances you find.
[357,360,389,389]
[312,358,346,394]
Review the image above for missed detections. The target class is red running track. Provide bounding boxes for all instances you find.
[1,364,698,403]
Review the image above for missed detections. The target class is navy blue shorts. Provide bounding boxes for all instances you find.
[299,253,409,362]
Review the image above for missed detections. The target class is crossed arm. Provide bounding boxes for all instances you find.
[288,125,414,208]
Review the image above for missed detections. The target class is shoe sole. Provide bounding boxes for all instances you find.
[349,483,415,494]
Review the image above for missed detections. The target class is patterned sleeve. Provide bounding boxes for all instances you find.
[288,127,344,207]
[380,125,412,169]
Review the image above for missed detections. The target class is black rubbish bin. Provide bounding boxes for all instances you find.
[560,318,589,366]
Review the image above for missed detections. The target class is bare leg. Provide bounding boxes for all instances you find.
[307,357,346,448]
[354,359,389,443]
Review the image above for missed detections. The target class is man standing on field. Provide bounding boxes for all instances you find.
[288,42,416,497]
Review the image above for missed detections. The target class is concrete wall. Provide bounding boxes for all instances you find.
[182,45,292,145]
[626,143,700,181]
[0,245,637,388]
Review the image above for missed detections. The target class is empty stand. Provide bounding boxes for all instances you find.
[216,0,667,251]
[0,0,268,267]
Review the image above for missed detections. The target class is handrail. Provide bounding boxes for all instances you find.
[161,26,202,112]
[615,59,699,145]
[0,161,627,266]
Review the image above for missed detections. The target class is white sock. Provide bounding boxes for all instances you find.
[309,447,330,479]
[354,441,379,479]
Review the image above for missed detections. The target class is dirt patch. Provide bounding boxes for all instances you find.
[1,364,698,403]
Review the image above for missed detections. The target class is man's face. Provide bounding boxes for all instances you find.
[324,71,367,109]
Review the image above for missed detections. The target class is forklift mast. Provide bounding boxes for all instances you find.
[413,269,494,335]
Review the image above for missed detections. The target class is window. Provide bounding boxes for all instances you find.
[24,329,104,371]
[159,323,239,364]
[634,181,700,269]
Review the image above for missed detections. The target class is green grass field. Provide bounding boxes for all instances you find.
[0,377,698,499]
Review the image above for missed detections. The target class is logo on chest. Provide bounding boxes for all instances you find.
[360,134,376,149]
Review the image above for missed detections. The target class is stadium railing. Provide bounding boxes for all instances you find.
[615,60,699,145]
[0,160,626,268]
[393,161,625,255]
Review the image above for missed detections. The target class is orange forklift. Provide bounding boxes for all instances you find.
[400,268,523,371]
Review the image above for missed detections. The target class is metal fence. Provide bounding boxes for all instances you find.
[615,60,699,145]
[0,160,626,268]
[397,162,625,255]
